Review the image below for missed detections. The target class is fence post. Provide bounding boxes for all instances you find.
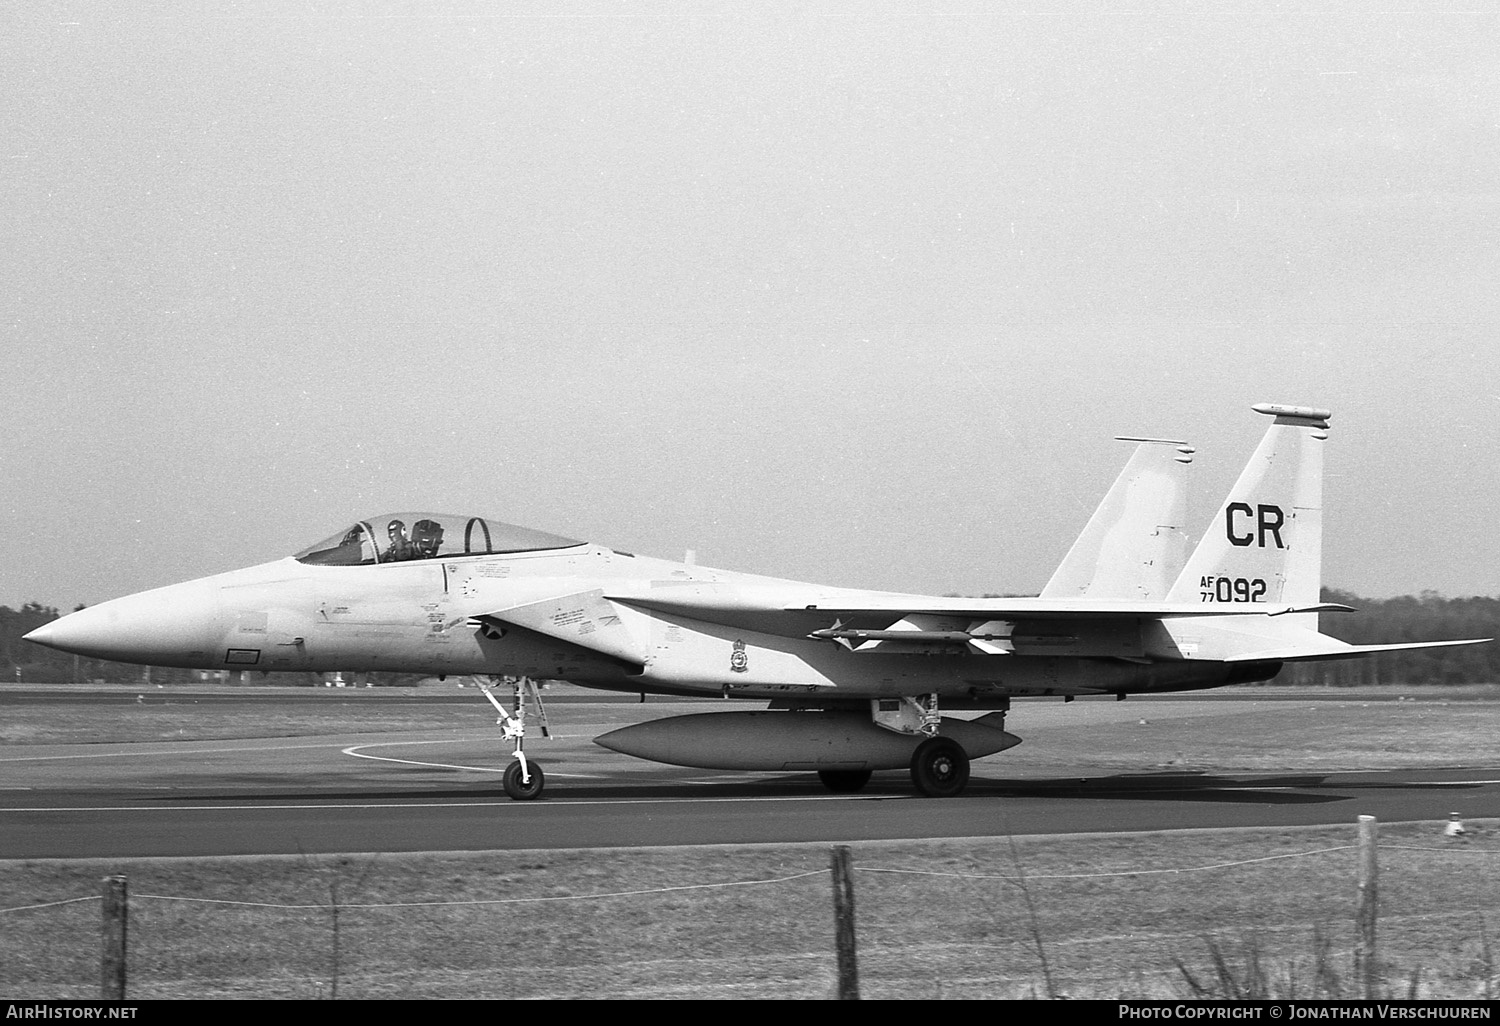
[1355,816,1378,999]
[830,845,859,1000]
[101,874,127,1000]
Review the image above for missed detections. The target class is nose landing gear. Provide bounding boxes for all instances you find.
[502,756,544,801]
[475,676,550,800]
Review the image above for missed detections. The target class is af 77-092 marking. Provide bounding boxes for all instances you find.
[25,404,1488,799]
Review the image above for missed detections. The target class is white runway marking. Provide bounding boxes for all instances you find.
[2,793,903,814]
[344,739,511,773]
[341,739,597,778]
[1162,777,1500,789]
[0,740,360,762]
[0,734,529,763]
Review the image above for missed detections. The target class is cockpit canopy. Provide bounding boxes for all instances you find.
[294,513,584,566]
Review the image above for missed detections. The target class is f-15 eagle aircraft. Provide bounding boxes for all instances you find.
[25,404,1487,799]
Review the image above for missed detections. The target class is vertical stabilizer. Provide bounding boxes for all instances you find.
[1042,438,1195,600]
[1166,404,1330,622]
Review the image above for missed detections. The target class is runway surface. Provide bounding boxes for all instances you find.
[4,687,1499,859]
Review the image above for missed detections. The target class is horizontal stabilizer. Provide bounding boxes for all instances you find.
[1226,637,1491,663]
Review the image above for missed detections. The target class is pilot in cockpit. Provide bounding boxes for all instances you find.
[412,519,444,559]
[385,519,413,562]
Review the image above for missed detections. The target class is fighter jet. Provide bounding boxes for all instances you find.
[25,404,1487,799]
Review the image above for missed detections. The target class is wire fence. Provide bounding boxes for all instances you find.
[4,825,1499,999]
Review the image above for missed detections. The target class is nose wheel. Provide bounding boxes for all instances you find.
[503,758,545,800]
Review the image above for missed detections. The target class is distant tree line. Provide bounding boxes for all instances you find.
[1289,590,1500,687]
[3,592,1497,687]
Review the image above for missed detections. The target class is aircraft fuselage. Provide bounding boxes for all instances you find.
[30,542,1275,703]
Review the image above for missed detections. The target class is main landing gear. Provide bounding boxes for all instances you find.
[824,693,974,798]
[476,676,550,800]
[910,736,970,798]
[813,734,973,797]
[881,693,973,797]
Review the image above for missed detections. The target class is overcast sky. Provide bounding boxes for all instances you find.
[4,2,1498,610]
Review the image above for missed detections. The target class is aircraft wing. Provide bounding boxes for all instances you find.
[782,598,1355,620]
[615,588,1351,624]
[613,590,1357,660]
[477,590,649,670]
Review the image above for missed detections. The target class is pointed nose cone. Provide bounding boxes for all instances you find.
[24,582,225,668]
[21,621,61,648]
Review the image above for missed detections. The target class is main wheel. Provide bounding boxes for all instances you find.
[818,769,873,793]
[910,737,970,797]
[503,759,544,800]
